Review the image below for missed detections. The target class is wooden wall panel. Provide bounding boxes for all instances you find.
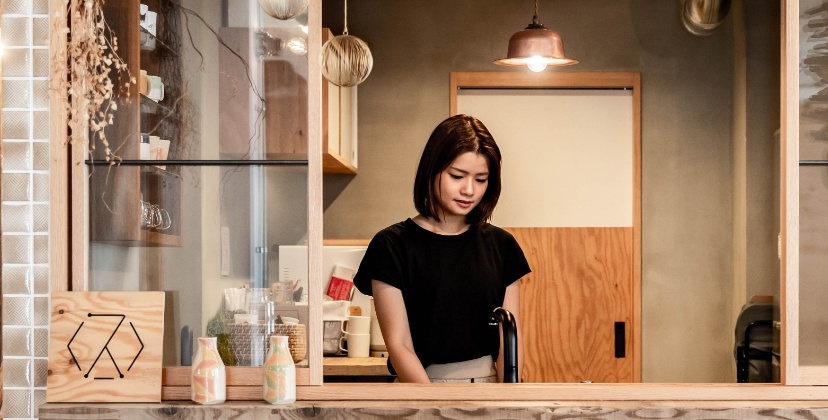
[506,227,633,383]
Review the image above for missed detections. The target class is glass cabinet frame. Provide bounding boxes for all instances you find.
[51,0,325,389]
[47,0,828,402]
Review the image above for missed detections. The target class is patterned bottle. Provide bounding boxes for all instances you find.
[263,335,296,404]
[191,337,226,404]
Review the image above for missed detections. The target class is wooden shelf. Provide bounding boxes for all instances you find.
[323,148,357,174]
[323,357,391,376]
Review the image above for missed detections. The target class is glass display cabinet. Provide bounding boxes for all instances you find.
[68,0,325,390]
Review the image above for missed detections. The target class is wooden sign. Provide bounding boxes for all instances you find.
[47,292,165,402]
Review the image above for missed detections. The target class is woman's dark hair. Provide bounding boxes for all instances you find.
[413,114,502,226]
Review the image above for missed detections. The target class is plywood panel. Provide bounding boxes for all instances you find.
[47,292,165,402]
[505,227,633,383]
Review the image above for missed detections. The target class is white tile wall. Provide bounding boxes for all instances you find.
[2,0,50,417]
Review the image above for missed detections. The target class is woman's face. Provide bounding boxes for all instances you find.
[436,152,490,219]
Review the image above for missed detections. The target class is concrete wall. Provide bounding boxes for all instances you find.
[799,0,828,366]
[322,0,777,382]
[744,0,781,303]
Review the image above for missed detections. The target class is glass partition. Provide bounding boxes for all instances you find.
[87,165,308,368]
[86,0,315,373]
[799,0,828,379]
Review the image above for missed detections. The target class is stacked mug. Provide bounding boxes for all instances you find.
[339,316,371,357]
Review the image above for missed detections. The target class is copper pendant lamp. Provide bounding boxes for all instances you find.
[494,0,577,72]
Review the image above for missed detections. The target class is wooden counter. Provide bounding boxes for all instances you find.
[323,356,391,376]
[38,400,828,419]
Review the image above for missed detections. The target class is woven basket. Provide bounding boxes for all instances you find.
[227,322,307,365]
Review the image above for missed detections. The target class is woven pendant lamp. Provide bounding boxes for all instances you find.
[320,0,373,87]
[257,0,309,20]
[494,0,577,72]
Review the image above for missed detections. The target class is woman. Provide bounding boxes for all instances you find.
[353,114,531,383]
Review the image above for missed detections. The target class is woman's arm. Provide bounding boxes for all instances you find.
[372,279,430,383]
[496,281,524,383]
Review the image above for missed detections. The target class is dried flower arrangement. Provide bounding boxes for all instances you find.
[56,0,137,162]
[55,0,264,164]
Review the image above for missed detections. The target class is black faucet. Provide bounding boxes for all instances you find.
[490,307,518,383]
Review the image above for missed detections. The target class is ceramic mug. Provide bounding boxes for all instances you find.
[341,315,371,335]
[146,74,164,102]
[339,333,370,358]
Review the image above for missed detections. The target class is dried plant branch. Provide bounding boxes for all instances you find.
[57,0,137,164]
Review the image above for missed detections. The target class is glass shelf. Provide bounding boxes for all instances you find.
[85,160,309,166]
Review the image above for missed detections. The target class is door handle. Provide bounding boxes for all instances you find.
[615,322,625,358]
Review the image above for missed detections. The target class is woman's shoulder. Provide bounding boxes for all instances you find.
[370,219,416,244]
[477,222,517,242]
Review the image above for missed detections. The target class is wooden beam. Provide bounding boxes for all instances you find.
[296,383,828,401]
[781,0,800,386]
[454,72,638,88]
[162,366,309,387]
[307,0,324,386]
[50,0,70,292]
[631,72,642,383]
[800,366,828,385]
[158,383,828,402]
[322,239,371,246]
[323,357,391,376]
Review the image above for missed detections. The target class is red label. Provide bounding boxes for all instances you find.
[326,276,354,301]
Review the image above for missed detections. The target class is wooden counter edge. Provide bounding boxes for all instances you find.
[154,383,828,402]
[37,399,828,419]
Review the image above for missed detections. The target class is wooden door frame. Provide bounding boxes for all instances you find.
[449,71,642,383]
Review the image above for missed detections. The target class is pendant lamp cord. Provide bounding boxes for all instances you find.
[533,0,539,24]
[343,0,349,35]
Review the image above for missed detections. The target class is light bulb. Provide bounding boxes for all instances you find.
[285,37,308,55]
[526,55,546,73]
[300,25,309,34]
[526,56,548,72]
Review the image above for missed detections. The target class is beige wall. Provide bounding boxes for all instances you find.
[322,0,780,382]
[457,89,634,228]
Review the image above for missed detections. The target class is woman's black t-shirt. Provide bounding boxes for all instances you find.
[353,218,531,370]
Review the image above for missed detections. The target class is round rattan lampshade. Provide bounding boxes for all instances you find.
[320,35,373,87]
[257,0,309,20]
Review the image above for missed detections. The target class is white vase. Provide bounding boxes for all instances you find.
[263,335,296,404]
[191,337,226,405]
